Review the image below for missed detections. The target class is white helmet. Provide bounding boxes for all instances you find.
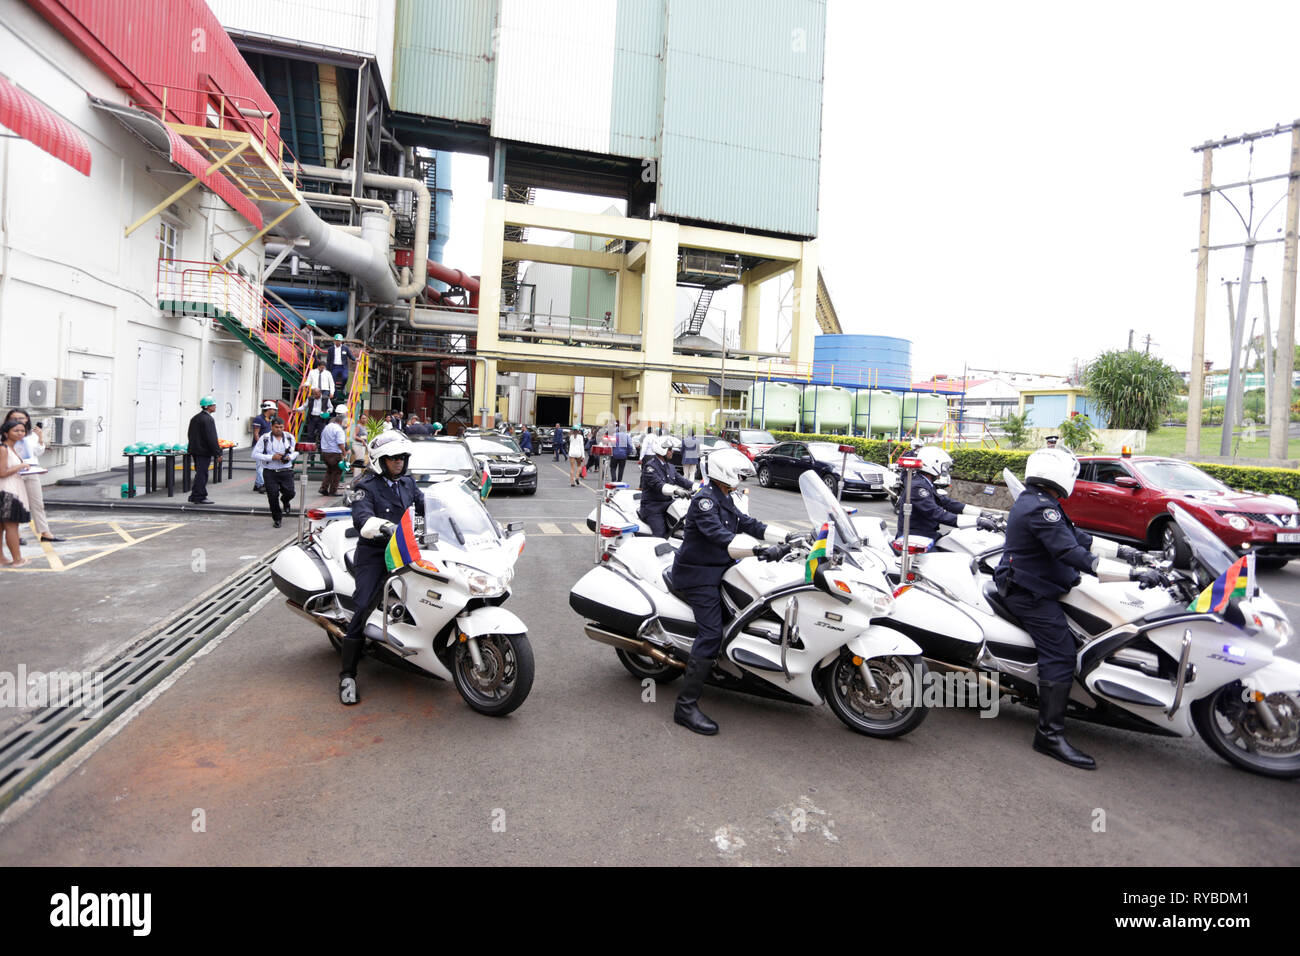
[1025,446,1080,498]
[915,445,953,480]
[652,434,680,457]
[369,430,415,476]
[706,447,755,487]
[334,404,349,416]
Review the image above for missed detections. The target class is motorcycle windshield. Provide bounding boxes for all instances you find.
[1168,502,1238,578]
[1003,468,1026,498]
[421,480,502,553]
[799,470,861,550]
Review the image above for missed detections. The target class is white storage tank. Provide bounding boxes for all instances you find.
[854,389,901,436]
[901,393,948,436]
[801,386,853,433]
[748,381,801,430]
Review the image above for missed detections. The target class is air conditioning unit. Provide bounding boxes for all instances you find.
[2,376,24,406]
[56,378,85,409]
[48,416,92,446]
[25,378,57,409]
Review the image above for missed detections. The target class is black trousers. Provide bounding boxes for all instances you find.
[189,455,211,501]
[610,456,626,481]
[302,416,324,446]
[342,547,388,673]
[1000,585,1077,684]
[264,468,295,522]
[678,583,725,662]
[638,505,670,538]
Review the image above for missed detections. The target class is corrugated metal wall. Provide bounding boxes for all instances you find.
[392,0,497,123]
[658,0,824,236]
[609,0,663,159]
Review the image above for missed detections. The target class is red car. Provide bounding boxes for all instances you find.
[720,428,778,462]
[1062,455,1300,570]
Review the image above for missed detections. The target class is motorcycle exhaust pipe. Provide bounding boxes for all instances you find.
[286,600,347,641]
[583,624,685,670]
[924,658,1010,698]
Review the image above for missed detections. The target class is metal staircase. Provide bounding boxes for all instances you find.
[501,183,536,311]
[677,288,715,337]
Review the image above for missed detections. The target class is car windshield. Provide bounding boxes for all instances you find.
[800,470,862,550]
[809,442,868,464]
[422,480,500,551]
[1132,460,1226,492]
[408,441,476,474]
[740,430,776,445]
[467,436,521,456]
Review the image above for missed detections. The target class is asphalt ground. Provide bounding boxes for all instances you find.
[0,458,1297,865]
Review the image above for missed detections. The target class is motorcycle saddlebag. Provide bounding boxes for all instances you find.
[569,565,656,638]
[270,545,334,607]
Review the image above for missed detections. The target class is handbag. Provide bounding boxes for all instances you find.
[580,464,587,478]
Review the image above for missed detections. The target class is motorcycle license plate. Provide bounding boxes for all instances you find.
[1276,532,1300,543]
[494,476,515,484]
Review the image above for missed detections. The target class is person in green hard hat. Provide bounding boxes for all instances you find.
[187,395,220,504]
[326,334,355,400]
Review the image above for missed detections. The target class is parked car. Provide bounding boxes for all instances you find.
[1062,454,1300,569]
[753,440,889,498]
[406,436,480,487]
[720,427,778,461]
[464,433,538,494]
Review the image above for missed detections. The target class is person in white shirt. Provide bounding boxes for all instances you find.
[567,425,586,486]
[251,418,300,528]
[296,387,331,445]
[306,357,335,401]
[318,405,350,496]
[3,408,61,542]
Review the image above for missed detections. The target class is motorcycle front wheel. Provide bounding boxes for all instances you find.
[453,633,535,717]
[824,652,928,739]
[1191,683,1300,779]
[615,647,682,683]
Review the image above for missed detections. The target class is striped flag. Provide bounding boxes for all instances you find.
[805,521,834,583]
[1188,552,1254,613]
[384,509,422,572]
[478,464,492,499]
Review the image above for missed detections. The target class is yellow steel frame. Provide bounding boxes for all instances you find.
[167,124,301,203]
[123,141,250,237]
[217,204,299,267]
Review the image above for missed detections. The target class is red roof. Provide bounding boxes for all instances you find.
[0,74,91,176]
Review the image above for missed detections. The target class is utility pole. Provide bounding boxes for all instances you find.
[1128,329,1135,351]
[1142,333,1154,354]
[1271,124,1300,459]
[1187,147,1213,458]
[1262,277,1274,422]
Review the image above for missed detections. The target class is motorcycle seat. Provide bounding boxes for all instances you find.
[344,549,356,575]
[982,581,1026,630]
[661,567,694,602]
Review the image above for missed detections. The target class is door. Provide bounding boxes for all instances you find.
[135,341,183,444]
[1076,460,1140,538]
[210,356,241,444]
[74,360,112,474]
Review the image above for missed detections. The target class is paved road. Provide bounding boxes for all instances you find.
[0,459,1296,866]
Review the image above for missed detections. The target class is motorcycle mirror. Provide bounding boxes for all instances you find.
[505,521,524,534]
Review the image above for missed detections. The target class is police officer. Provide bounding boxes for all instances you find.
[338,431,427,705]
[670,448,790,735]
[251,418,299,527]
[638,435,693,537]
[993,445,1157,769]
[896,445,1000,541]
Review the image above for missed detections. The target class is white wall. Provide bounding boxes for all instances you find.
[0,0,266,482]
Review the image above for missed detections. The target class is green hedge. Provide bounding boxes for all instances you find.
[770,431,1031,482]
[1192,462,1300,499]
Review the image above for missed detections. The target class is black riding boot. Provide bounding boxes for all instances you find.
[1032,680,1095,769]
[674,658,718,736]
[338,637,364,705]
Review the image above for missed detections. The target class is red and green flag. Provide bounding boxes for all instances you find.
[1188,552,1254,613]
[384,509,422,572]
[478,464,492,499]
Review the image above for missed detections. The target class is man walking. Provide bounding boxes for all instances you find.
[552,423,565,462]
[318,406,349,497]
[252,401,276,492]
[326,334,354,398]
[187,396,220,504]
[252,418,299,527]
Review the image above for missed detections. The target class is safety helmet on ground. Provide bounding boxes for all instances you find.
[706,448,756,488]
[334,404,349,415]
[1024,445,1080,498]
[651,434,680,457]
[199,395,216,408]
[915,445,953,480]
[369,430,415,476]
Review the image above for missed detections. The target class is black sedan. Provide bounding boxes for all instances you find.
[464,434,538,494]
[753,440,889,498]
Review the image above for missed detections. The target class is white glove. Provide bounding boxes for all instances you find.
[361,517,392,540]
[666,484,691,498]
[727,533,762,560]
[1090,537,1120,559]
[763,524,789,544]
[955,512,978,528]
[1093,556,1131,583]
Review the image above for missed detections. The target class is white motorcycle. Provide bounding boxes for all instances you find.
[570,471,928,738]
[859,473,1300,778]
[585,480,750,539]
[270,478,535,716]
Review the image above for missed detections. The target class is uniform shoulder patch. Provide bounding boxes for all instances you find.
[1042,508,1060,522]
[352,489,365,500]
[698,498,714,512]
[916,488,929,498]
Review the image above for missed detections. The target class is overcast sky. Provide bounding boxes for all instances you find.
[443,0,1300,381]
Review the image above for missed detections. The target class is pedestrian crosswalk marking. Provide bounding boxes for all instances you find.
[538,522,562,535]
[570,522,589,535]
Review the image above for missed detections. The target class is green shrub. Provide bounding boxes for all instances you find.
[1191,462,1300,499]
[771,431,1032,482]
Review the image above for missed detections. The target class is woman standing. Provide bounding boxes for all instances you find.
[0,419,32,566]
[681,428,700,481]
[4,409,62,543]
[567,426,585,486]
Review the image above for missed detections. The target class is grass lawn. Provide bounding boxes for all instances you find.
[1143,425,1300,461]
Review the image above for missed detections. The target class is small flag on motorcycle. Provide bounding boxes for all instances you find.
[476,464,492,499]
[385,510,423,573]
[806,521,834,583]
[1189,552,1254,613]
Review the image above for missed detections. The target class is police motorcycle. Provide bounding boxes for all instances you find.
[859,460,1300,778]
[269,461,534,716]
[570,462,929,738]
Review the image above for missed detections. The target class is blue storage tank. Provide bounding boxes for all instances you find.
[812,335,911,389]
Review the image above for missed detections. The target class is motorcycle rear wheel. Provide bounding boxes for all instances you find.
[1191,683,1300,779]
[453,633,534,717]
[824,652,928,739]
[615,648,682,683]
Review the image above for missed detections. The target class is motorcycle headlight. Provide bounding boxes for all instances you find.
[458,564,510,597]
[866,588,894,616]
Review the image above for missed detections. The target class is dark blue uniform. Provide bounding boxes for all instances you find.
[993,486,1096,683]
[895,472,966,539]
[671,483,768,661]
[638,456,692,538]
[340,471,426,665]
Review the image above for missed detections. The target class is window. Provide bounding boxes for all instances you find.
[1091,461,1134,485]
[157,219,180,262]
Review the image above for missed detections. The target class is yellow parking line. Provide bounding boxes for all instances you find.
[538,522,561,535]
[39,536,64,571]
[108,521,137,545]
[571,522,590,535]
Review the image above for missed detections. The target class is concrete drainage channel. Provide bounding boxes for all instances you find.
[0,539,291,815]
